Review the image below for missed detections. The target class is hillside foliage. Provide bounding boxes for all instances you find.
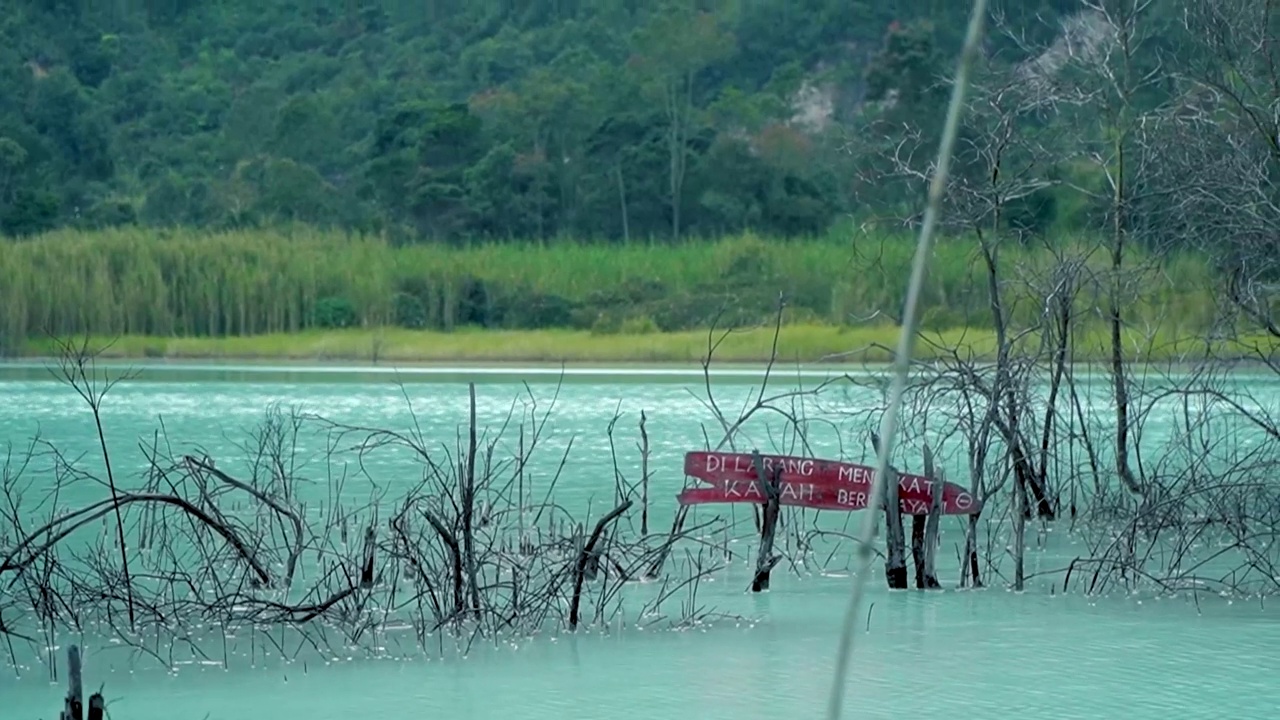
[1,0,1085,242]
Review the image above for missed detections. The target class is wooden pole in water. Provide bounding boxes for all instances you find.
[638,410,650,537]
[464,382,481,616]
[917,444,942,589]
[360,525,376,588]
[910,509,926,589]
[922,469,943,588]
[518,424,530,554]
[750,451,782,592]
[871,432,907,589]
[881,466,907,589]
[61,644,83,720]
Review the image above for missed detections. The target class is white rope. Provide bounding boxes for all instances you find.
[823,2,991,718]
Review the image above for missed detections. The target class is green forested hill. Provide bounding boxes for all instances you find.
[0,0,1082,241]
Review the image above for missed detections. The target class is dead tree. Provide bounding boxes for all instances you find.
[749,451,782,592]
[911,444,943,589]
[0,339,745,670]
[1150,0,1280,364]
[860,38,1077,520]
[870,432,908,589]
[569,499,633,629]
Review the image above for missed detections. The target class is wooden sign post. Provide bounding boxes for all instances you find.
[677,450,981,590]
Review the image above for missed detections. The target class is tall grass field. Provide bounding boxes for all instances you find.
[0,225,1264,363]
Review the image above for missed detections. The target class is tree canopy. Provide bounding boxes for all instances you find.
[0,0,1097,241]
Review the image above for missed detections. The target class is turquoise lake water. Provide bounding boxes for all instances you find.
[2,362,1279,719]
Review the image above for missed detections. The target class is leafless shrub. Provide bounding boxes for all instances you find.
[0,341,742,678]
[822,2,1280,599]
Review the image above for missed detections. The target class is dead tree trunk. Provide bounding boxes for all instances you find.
[912,445,943,589]
[463,383,481,616]
[872,433,908,589]
[882,467,907,589]
[922,468,943,589]
[750,451,782,592]
[1014,466,1027,592]
[61,644,82,720]
[645,505,688,579]
[639,410,650,537]
[962,511,983,588]
[58,644,103,720]
[421,509,465,618]
[911,514,927,588]
[569,499,633,629]
[359,526,376,589]
[977,234,1055,520]
[517,424,532,554]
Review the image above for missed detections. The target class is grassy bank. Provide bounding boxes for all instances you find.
[0,226,1223,357]
[17,324,1277,365]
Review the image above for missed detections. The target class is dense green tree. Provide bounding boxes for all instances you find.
[0,0,1112,241]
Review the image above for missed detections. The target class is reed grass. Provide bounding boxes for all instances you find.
[0,224,1234,360]
[16,324,1276,364]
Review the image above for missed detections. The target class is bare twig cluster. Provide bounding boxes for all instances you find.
[0,342,742,679]
[833,0,1280,599]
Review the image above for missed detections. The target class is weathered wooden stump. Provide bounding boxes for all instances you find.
[60,645,105,720]
[911,444,942,589]
[61,644,82,720]
[359,525,376,588]
[871,433,908,589]
[638,409,650,537]
[749,451,782,592]
[881,466,908,589]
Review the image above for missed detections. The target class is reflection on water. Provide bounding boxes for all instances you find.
[3,366,1280,719]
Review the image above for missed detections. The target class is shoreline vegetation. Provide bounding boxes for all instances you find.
[11,325,1280,366]
[2,226,1275,365]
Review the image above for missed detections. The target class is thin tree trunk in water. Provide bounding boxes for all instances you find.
[1038,279,1072,511]
[463,383,481,616]
[1006,395,1054,519]
[569,499,632,629]
[638,410,649,536]
[918,445,941,589]
[1108,15,1141,499]
[964,511,983,588]
[518,424,530,554]
[750,452,782,592]
[871,431,907,588]
[64,644,83,720]
[979,233,1055,519]
[922,481,942,589]
[1014,467,1027,591]
[882,468,907,589]
[1110,151,1140,496]
[421,509,464,617]
[92,401,135,627]
[911,514,926,589]
[964,408,990,589]
[359,526,376,588]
